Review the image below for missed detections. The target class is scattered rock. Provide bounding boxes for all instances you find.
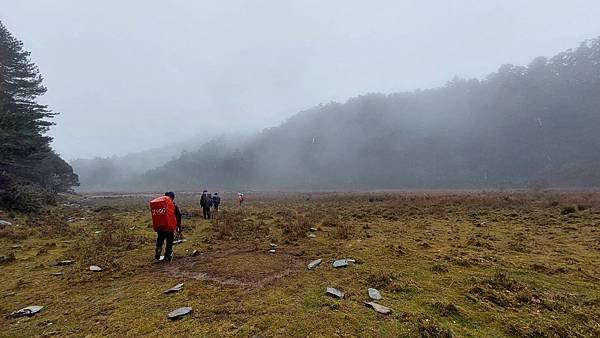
[368,288,382,300]
[190,250,199,257]
[167,307,192,320]
[307,259,322,270]
[346,259,356,263]
[7,306,43,319]
[93,230,102,234]
[11,245,22,249]
[365,302,391,315]
[308,233,317,238]
[270,243,278,248]
[268,249,276,253]
[333,259,349,268]
[173,239,186,245]
[326,287,345,299]
[310,227,317,232]
[89,265,102,272]
[164,283,184,294]
[56,260,74,266]
[0,220,12,227]
[50,272,64,276]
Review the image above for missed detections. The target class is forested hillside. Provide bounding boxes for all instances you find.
[0,21,78,210]
[111,38,600,191]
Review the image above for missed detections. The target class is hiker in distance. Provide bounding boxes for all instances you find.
[200,190,212,219]
[212,192,221,213]
[149,192,182,262]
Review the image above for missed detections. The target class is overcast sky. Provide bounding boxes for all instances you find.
[2,0,600,159]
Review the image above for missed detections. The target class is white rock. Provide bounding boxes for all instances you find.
[365,302,392,315]
[89,265,102,272]
[56,260,74,266]
[307,259,322,270]
[8,305,43,318]
[164,283,184,294]
[368,288,382,300]
[332,259,349,268]
[326,287,345,299]
[167,307,192,319]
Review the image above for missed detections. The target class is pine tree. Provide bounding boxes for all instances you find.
[0,20,78,211]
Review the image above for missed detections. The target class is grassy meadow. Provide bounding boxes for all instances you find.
[1,191,599,337]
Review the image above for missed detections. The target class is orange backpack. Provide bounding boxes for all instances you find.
[149,196,177,232]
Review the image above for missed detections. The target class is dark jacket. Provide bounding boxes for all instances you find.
[200,193,212,208]
[175,205,182,228]
[212,195,221,206]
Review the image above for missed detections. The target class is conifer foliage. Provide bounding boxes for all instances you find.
[0,21,78,211]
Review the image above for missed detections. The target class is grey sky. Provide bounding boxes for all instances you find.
[2,0,599,159]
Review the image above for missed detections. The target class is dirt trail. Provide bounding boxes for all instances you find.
[162,246,301,288]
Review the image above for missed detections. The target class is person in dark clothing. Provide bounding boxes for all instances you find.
[200,190,211,219]
[155,191,182,261]
[212,192,221,212]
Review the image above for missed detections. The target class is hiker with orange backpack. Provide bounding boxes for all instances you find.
[150,192,182,262]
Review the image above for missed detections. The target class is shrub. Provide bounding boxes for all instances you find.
[0,182,49,212]
[417,317,454,337]
[331,223,351,240]
[67,216,148,270]
[366,271,414,293]
[0,252,16,265]
[432,263,449,273]
[432,301,459,316]
[282,213,313,241]
[561,206,576,215]
[213,212,235,239]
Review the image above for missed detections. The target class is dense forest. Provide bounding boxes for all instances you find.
[78,37,600,191]
[0,21,78,210]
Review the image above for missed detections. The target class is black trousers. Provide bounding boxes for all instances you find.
[202,207,211,219]
[213,204,219,212]
[155,230,174,259]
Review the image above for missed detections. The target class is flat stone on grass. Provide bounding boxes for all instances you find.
[332,259,349,268]
[326,287,345,299]
[0,220,12,227]
[365,302,392,315]
[89,265,102,272]
[167,307,192,320]
[56,260,74,266]
[368,288,382,300]
[164,283,184,294]
[190,250,199,257]
[8,306,43,319]
[307,259,322,270]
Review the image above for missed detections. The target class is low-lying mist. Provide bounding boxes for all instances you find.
[73,38,600,192]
